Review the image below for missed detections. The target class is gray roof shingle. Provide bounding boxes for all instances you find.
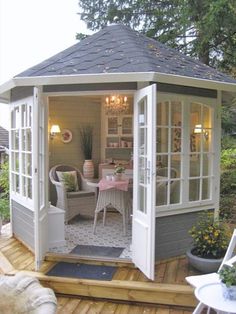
[17,24,236,84]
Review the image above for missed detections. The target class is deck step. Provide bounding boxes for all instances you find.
[9,269,196,308]
[45,252,134,267]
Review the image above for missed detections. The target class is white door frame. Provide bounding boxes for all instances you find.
[33,87,49,270]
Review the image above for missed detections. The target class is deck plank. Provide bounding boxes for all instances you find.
[0,233,198,310]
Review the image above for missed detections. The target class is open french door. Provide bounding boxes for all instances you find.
[33,87,48,270]
[132,84,156,280]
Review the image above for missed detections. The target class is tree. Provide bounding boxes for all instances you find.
[78,0,236,74]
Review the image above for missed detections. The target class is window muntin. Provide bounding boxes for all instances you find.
[156,100,182,206]
[137,96,148,213]
[189,102,213,202]
[10,103,33,202]
[156,97,214,209]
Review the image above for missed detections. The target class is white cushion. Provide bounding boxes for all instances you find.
[185,272,220,288]
[56,171,79,192]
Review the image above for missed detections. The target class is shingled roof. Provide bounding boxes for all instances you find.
[0,126,9,149]
[17,24,236,84]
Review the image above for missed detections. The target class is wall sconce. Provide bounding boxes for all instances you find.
[50,124,61,139]
[194,124,208,140]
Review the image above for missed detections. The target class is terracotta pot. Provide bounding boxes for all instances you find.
[83,160,94,179]
[186,249,223,273]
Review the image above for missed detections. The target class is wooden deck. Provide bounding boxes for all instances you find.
[0,228,199,312]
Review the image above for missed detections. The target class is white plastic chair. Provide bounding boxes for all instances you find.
[186,228,236,313]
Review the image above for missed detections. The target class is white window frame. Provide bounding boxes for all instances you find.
[156,92,219,217]
[10,98,33,209]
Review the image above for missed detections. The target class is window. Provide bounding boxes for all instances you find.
[10,102,33,203]
[156,95,215,211]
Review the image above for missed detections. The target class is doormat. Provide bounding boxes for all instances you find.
[70,245,124,258]
[46,262,117,281]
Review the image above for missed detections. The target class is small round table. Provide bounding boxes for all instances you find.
[195,282,236,313]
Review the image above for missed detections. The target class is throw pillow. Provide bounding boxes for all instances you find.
[56,171,79,192]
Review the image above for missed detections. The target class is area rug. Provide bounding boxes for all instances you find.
[46,262,117,280]
[70,244,125,258]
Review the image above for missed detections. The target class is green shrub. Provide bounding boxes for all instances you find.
[0,198,10,221]
[0,161,9,196]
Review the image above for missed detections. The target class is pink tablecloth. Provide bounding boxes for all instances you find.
[98,178,129,191]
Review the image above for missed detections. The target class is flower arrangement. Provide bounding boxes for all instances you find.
[189,212,231,259]
[114,165,126,175]
[219,265,236,287]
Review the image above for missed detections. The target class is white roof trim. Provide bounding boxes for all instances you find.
[0,71,235,102]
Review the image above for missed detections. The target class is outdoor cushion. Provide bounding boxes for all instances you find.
[56,171,79,192]
[0,272,57,313]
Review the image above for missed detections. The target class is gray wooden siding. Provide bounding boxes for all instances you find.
[11,87,34,102]
[155,211,201,260]
[12,200,34,250]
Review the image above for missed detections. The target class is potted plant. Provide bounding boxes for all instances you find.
[79,125,94,178]
[114,165,126,180]
[219,264,236,300]
[186,212,231,273]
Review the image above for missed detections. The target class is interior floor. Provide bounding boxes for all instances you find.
[49,212,132,259]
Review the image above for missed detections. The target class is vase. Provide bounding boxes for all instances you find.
[222,283,236,300]
[83,160,94,179]
[114,173,122,181]
[186,249,223,273]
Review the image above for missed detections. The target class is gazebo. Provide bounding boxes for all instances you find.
[0,24,235,279]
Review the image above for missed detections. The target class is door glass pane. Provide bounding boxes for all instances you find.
[171,156,181,178]
[138,97,148,214]
[157,101,169,126]
[11,107,20,129]
[22,153,32,176]
[203,106,211,128]
[16,175,20,193]
[138,185,146,213]
[171,127,181,152]
[202,178,210,200]
[107,117,118,134]
[189,179,200,201]
[190,156,200,177]
[203,154,210,176]
[203,129,211,152]
[22,104,27,127]
[171,101,182,126]
[139,127,146,155]
[139,157,147,184]
[170,180,180,204]
[157,128,168,153]
[139,98,147,126]
[12,130,19,150]
[13,153,19,172]
[156,180,167,206]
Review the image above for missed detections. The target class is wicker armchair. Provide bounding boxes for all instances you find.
[49,165,96,223]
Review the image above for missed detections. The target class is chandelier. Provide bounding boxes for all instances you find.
[104,95,129,115]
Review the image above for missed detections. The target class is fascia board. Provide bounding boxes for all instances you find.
[0,72,235,101]
[153,72,236,92]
